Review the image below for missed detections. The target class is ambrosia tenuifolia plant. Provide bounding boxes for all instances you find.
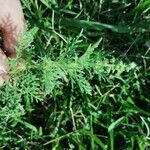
[0,0,150,149]
[1,29,149,149]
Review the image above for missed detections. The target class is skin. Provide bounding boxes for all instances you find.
[0,0,24,85]
[0,48,7,85]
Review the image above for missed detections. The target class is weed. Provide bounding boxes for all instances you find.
[0,0,150,149]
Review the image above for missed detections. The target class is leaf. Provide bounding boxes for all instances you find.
[133,0,150,13]
[19,120,38,133]
[108,117,126,132]
[40,0,51,8]
[60,18,129,33]
[79,130,106,149]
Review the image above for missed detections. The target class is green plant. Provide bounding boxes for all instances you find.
[0,0,150,149]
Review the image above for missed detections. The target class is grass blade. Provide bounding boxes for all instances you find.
[108,116,126,132]
[60,18,129,33]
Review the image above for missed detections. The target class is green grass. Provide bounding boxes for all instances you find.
[0,0,150,149]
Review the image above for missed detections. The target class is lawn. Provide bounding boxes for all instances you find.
[0,0,150,149]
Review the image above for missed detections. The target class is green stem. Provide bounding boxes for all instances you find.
[110,130,114,150]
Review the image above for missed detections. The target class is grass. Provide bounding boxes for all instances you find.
[0,0,150,149]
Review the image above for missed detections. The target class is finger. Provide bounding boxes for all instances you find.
[0,0,25,58]
[0,48,7,85]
